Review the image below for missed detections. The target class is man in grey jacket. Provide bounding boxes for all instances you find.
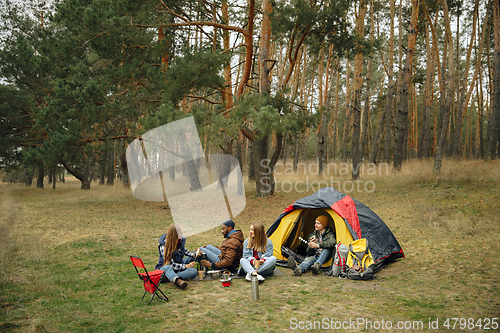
[288,215,336,276]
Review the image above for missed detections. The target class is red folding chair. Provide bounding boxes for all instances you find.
[130,255,169,304]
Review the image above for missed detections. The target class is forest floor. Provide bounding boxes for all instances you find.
[1,159,499,332]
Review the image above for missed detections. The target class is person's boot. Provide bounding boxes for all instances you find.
[310,262,321,274]
[174,277,188,290]
[287,256,302,276]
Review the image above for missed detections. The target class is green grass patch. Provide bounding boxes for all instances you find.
[1,159,500,332]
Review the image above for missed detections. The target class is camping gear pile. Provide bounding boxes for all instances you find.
[267,187,404,280]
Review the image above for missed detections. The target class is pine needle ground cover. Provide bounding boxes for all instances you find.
[1,159,499,332]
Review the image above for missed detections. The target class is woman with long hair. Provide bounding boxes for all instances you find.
[156,224,197,289]
[239,222,276,282]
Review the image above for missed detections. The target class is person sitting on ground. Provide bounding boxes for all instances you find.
[288,215,336,276]
[239,222,277,282]
[199,219,244,272]
[155,224,198,290]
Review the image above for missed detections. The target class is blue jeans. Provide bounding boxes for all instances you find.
[240,256,277,276]
[299,248,333,273]
[160,256,197,282]
[199,245,221,264]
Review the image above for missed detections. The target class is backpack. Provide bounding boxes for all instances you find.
[342,238,375,280]
[325,242,348,277]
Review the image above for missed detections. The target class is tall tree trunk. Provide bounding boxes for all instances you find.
[328,58,341,161]
[236,0,255,97]
[120,136,130,188]
[252,0,282,197]
[222,0,234,110]
[394,0,419,171]
[418,21,434,159]
[433,0,455,175]
[341,59,352,162]
[317,112,328,174]
[36,162,44,189]
[489,0,500,160]
[368,105,385,163]
[248,140,256,180]
[25,165,35,186]
[178,130,202,192]
[360,0,374,162]
[52,166,56,189]
[475,51,485,159]
[317,46,327,174]
[384,0,396,163]
[452,0,481,157]
[351,0,367,180]
[107,142,115,185]
[99,144,107,185]
[293,132,299,171]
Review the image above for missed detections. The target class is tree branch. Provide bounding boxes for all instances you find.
[80,31,110,49]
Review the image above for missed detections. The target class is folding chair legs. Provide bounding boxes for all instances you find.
[141,287,169,305]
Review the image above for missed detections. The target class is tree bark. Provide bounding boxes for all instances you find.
[341,59,352,162]
[236,0,255,97]
[433,0,455,175]
[394,0,419,171]
[360,0,374,162]
[329,57,341,161]
[384,0,396,163]
[25,165,35,186]
[61,161,90,190]
[452,0,481,157]
[252,0,282,196]
[489,0,500,160]
[36,162,44,189]
[316,46,327,174]
[106,142,115,185]
[351,0,367,180]
[178,130,202,192]
[222,0,234,109]
[418,21,433,159]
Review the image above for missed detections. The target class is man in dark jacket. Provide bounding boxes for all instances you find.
[200,219,244,272]
[288,215,336,276]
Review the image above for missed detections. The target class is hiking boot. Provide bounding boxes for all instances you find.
[174,277,188,290]
[288,256,302,276]
[292,265,302,276]
[310,262,321,274]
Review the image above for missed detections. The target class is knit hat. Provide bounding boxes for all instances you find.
[222,219,235,229]
[315,215,329,228]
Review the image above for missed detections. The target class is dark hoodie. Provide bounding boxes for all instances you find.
[213,229,244,271]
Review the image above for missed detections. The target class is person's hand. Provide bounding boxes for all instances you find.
[259,259,265,264]
[200,259,211,268]
[186,261,195,269]
[310,236,317,242]
[308,242,319,248]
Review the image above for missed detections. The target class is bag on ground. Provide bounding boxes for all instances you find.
[342,238,375,280]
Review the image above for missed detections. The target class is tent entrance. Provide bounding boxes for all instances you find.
[276,208,355,266]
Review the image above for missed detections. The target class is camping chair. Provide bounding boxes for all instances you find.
[130,255,169,305]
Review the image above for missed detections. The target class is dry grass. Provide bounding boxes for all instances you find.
[1,159,500,332]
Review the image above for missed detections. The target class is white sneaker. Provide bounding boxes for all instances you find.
[257,274,265,282]
[245,273,252,281]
